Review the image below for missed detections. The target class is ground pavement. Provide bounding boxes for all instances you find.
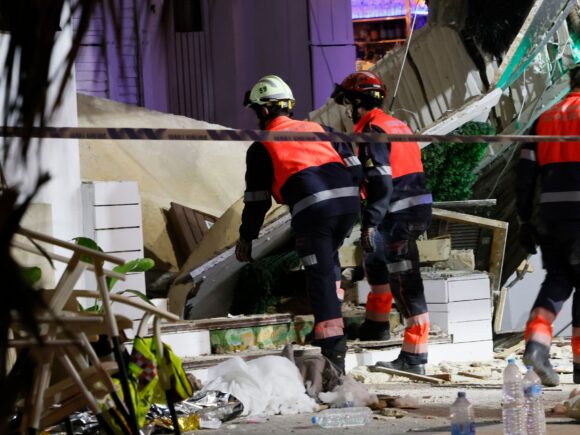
[209,383,579,434]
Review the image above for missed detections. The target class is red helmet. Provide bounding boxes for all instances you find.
[332,71,386,104]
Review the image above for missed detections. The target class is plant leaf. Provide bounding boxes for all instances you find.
[21,267,42,286]
[107,258,155,290]
[72,237,103,264]
[119,289,154,306]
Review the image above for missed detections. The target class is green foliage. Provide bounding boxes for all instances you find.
[72,236,103,263]
[119,289,154,306]
[107,258,156,290]
[232,251,301,315]
[21,266,42,286]
[72,237,155,312]
[422,121,495,201]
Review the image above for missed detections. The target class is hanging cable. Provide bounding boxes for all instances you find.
[388,1,420,112]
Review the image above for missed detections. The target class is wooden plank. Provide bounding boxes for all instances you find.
[160,313,293,333]
[192,210,211,242]
[494,286,508,334]
[496,339,525,359]
[370,365,446,384]
[167,202,197,263]
[432,208,508,230]
[185,206,204,245]
[348,336,451,350]
[432,207,508,293]
[489,226,508,295]
[458,371,489,380]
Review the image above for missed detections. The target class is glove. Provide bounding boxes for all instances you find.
[519,222,538,255]
[360,226,376,253]
[235,238,253,262]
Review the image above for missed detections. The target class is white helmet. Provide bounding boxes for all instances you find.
[244,75,295,108]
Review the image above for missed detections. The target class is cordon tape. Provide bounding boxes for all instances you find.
[2,126,580,144]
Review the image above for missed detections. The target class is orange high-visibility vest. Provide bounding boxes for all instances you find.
[536,92,580,166]
[355,108,424,178]
[262,116,345,203]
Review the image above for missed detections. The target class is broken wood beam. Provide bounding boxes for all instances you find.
[369,365,446,384]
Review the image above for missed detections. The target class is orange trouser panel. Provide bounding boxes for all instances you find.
[366,292,393,315]
[314,317,344,340]
[525,313,553,347]
[401,313,429,354]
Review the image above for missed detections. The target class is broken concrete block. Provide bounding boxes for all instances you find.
[418,238,451,262]
[433,249,475,271]
[381,408,408,418]
[391,395,420,409]
[339,245,363,268]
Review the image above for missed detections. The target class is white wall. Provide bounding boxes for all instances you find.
[0,3,83,279]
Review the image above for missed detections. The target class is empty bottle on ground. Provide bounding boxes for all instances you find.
[311,407,372,428]
[523,366,546,435]
[450,391,475,435]
[502,358,526,435]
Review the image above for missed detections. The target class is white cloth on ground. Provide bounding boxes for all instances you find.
[203,356,318,416]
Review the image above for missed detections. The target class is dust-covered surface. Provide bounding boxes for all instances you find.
[77,93,251,271]
[204,383,579,434]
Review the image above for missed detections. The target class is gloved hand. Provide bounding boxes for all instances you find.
[360,226,376,253]
[235,238,253,262]
[519,222,538,255]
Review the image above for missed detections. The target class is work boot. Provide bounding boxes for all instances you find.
[375,355,426,376]
[320,336,347,375]
[574,363,580,384]
[358,319,391,341]
[522,341,560,387]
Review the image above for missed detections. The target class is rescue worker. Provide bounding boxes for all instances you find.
[235,75,362,373]
[332,71,432,375]
[517,65,580,386]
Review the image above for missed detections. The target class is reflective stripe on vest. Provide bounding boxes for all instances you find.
[520,149,536,161]
[344,156,361,167]
[292,186,359,216]
[389,193,433,212]
[244,190,270,202]
[536,93,580,166]
[262,116,345,203]
[540,191,580,203]
[354,108,424,179]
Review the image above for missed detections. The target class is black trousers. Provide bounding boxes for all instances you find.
[294,212,358,347]
[364,217,431,364]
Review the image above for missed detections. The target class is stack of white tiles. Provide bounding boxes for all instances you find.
[81,181,148,330]
[423,271,494,362]
[81,181,212,357]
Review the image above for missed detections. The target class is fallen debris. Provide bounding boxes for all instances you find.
[202,356,317,416]
[381,408,409,418]
[370,365,447,384]
[319,375,378,408]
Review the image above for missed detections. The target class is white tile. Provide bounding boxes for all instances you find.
[91,181,140,206]
[428,299,492,323]
[448,319,493,343]
[423,273,490,304]
[161,330,211,358]
[448,277,490,302]
[95,227,144,252]
[93,204,142,229]
[424,278,448,303]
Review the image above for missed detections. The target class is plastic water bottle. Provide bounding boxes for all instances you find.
[450,392,475,435]
[502,358,526,435]
[523,366,546,435]
[311,407,372,428]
